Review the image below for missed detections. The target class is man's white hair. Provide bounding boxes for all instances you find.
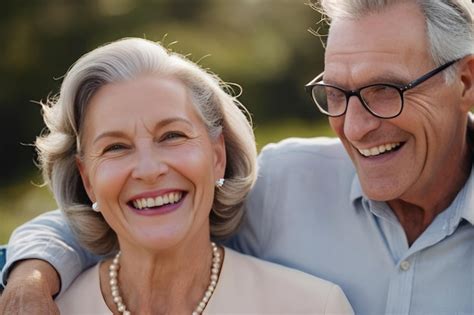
[317,0,474,80]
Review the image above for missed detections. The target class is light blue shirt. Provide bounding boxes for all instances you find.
[2,137,474,314]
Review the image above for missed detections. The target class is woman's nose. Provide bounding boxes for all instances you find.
[131,147,169,183]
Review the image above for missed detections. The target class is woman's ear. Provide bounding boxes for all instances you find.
[212,133,227,180]
[76,156,96,202]
[458,55,474,113]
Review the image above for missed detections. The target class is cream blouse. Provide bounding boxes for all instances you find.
[56,247,353,314]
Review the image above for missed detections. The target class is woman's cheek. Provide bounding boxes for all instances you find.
[93,158,131,195]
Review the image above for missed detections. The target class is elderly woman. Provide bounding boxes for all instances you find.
[28,38,353,314]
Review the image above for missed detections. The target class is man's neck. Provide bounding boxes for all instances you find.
[388,148,472,246]
[388,200,442,246]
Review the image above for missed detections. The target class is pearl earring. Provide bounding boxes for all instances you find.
[92,202,100,212]
[215,178,225,188]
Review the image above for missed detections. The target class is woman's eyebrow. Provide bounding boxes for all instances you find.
[92,117,194,145]
[153,117,194,130]
[92,131,127,145]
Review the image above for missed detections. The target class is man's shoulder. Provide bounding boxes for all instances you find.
[259,137,351,167]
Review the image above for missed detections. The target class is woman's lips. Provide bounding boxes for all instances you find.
[130,191,184,210]
[127,191,186,216]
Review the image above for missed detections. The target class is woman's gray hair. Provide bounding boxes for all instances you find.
[36,38,257,255]
[315,0,474,80]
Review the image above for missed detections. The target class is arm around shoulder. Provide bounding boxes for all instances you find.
[2,209,101,295]
[0,259,61,315]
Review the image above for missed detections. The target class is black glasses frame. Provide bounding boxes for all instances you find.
[305,58,460,119]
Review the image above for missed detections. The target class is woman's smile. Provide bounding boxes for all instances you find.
[128,190,187,216]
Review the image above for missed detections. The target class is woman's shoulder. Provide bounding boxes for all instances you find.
[206,247,353,314]
[55,262,112,314]
[226,247,333,286]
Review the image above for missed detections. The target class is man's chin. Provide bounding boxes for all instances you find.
[360,180,402,202]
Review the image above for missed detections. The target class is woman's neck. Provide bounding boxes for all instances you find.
[99,233,221,315]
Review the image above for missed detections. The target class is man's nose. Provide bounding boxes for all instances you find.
[343,95,381,142]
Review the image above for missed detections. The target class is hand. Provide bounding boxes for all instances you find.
[0,259,60,315]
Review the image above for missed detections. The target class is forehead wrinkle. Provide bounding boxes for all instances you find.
[323,56,430,89]
[324,2,433,90]
[93,117,196,145]
[142,116,196,135]
[326,48,400,57]
[139,117,153,136]
[324,70,412,89]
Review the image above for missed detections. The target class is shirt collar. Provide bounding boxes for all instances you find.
[349,164,474,226]
[458,163,474,225]
[350,173,364,206]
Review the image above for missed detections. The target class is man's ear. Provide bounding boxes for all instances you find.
[76,156,96,202]
[213,133,227,181]
[458,55,474,113]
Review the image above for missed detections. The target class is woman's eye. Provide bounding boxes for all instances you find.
[103,144,127,153]
[161,132,185,141]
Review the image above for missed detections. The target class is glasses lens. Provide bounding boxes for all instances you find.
[311,85,346,116]
[360,85,402,118]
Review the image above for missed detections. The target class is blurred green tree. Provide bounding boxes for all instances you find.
[0,0,326,185]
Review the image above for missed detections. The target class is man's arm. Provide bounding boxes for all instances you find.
[1,210,101,294]
[0,259,61,315]
[226,143,275,257]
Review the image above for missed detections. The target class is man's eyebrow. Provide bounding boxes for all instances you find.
[363,73,410,85]
[324,72,410,88]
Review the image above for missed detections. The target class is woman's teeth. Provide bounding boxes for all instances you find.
[132,192,183,210]
[358,142,401,157]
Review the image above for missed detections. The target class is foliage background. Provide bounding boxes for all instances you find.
[0,0,332,244]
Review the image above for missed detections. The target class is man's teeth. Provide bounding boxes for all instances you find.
[132,192,183,210]
[358,142,401,157]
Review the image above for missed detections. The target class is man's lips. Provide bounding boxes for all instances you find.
[357,142,402,157]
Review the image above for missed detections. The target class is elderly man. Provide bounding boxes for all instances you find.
[1,1,474,314]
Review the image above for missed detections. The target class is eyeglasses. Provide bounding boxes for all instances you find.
[305,59,460,119]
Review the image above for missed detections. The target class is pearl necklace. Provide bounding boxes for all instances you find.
[108,242,222,315]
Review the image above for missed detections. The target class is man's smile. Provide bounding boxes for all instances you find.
[356,142,402,157]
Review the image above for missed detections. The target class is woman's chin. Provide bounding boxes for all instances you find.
[112,206,210,254]
[118,224,192,253]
